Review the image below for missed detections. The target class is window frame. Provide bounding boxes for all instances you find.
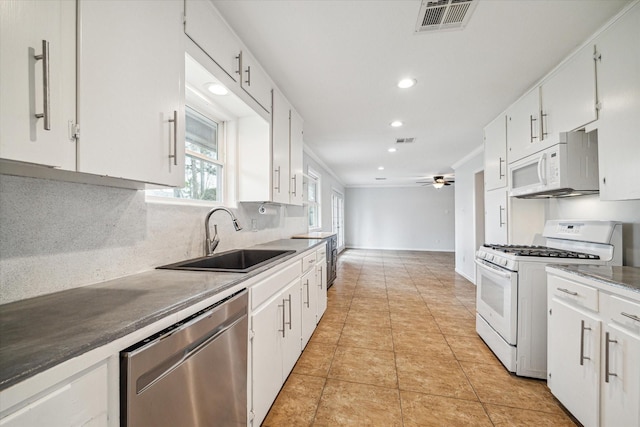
[307,167,321,230]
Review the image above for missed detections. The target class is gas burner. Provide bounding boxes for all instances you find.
[482,244,599,259]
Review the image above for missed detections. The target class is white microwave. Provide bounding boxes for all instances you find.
[509,131,599,198]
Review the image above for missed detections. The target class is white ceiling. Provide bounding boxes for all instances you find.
[212,0,630,187]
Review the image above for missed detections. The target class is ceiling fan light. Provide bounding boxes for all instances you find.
[433,182,445,189]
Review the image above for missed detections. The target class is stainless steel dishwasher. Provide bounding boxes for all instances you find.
[121,289,248,426]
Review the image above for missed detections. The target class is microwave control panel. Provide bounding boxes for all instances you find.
[548,151,559,184]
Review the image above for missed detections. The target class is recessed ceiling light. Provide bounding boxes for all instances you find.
[390,121,403,127]
[206,83,229,96]
[398,78,417,89]
[388,148,397,153]
[378,166,384,171]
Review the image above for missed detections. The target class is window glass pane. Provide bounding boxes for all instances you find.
[185,106,218,160]
[308,204,317,228]
[308,181,316,202]
[181,156,221,201]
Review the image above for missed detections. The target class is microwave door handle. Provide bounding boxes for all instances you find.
[537,153,547,185]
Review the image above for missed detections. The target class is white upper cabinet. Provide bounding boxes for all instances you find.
[483,114,507,191]
[506,88,541,163]
[272,89,291,204]
[184,0,241,82]
[77,0,185,187]
[0,0,77,170]
[289,109,304,206]
[240,50,273,114]
[540,43,598,142]
[593,3,640,201]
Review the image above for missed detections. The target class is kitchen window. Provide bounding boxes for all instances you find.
[308,168,321,230]
[147,106,224,203]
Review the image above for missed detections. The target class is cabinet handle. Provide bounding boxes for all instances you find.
[274,167,281,193]
[318,267,323,289]
[499,157,505,180]
[541,110,548,139]
[605,332,618,383]
[557,287,578,296]
[235,54,241,76]
[245,65,251,86]
[580,320,591,366]
[621,312,640,323]
[304,280,310,308]
[278,299,286,338]
[286,295,292,330]
[529,114,538,142]
[499,205,505,227]
[34,40,51,130]
[168,110,178,165]
[291,175,297,196]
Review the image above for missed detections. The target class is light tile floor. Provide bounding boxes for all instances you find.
[262,249,577,426]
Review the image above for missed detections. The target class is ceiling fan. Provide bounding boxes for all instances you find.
[416,175,455,189]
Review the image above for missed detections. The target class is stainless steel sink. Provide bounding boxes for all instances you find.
[158,249,295,273]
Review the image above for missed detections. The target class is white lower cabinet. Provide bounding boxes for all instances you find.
[547,271,640,427]
[317,259,328,320]
[301,265,318,349]
[0,362,108,427]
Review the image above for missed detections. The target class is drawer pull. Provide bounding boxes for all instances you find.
[621,312,640,323]
[580,320,591,366]
[605,332,618,383]
[557,288,578,296]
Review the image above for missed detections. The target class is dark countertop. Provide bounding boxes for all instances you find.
[0,239,323,391]
[546,265,640,294]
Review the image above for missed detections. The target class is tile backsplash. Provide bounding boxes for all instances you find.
[0,174,306,304]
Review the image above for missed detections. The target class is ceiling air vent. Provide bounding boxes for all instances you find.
[375,177,387,180]
[395,137,415,144]
[415,0,478,33]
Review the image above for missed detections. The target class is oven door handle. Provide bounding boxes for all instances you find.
[475,259,512,278]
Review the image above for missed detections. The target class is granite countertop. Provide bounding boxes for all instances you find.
[292,232,336,239]
[0,238,323,391]
[547,265,640,294]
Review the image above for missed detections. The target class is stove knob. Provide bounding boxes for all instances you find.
[500,258,508,266]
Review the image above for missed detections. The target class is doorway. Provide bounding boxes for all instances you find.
[331,191,345,252]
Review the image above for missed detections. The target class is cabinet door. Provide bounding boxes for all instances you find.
[0,362,108,427]
[77,0,185,186]
[548,298,601,427]
[301,268,318,349]
[0,0,76,170]
[594,3,640,201]
[184,0,241,82]
[484,188,508,244]
[316,261,328,321]
[540,43,598,140]
[601,323,640,427]
[289,109,304,206]
[281,279,302,376]
[271,89,291,204]
[506,89,541,163]
[251,296,284,427]
[484,115,507,190]
[241,50,272,114]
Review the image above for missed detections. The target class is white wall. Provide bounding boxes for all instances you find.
[345,186,454,251]
[0,174,307,304]
[452,150,484,283]
[303,149,345,232]
[548,196,640,266]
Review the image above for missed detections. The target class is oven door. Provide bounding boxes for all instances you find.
[475,259,518,345]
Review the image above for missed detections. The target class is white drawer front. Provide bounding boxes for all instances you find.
[251,261,302,310]
[608,295,640,333]
[550,275,599,312]
[302,253,317,273]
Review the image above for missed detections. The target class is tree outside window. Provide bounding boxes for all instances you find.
[308,168,321,229]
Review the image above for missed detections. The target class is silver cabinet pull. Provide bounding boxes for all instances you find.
[235,54,241,76]
[286,295,292,330]
[621,312,640,323]
[499,157,505,179]
[34,40,51,130]
[605,332,618,383]
[278,299,286,337]
[557,288,579,296]
[244,65,251,86]
[304,280,310,308]
[168,110,178,165]
[291,175,297,196]
[529,114,538,142]
[541,110,548,139]
[499,205,505,227]
[318,267,323,289]
[274,166,281,192]
[580,320,591,366]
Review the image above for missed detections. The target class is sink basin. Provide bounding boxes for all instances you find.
[158,249,295,273]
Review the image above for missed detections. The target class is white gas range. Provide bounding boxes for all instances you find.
[475,220,622,379]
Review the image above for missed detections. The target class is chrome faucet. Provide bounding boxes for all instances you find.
[204,207,242,255]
